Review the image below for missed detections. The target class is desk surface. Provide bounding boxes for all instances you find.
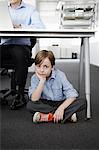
[0,28,96,38]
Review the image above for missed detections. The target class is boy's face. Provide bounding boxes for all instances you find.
[35,57,53,78]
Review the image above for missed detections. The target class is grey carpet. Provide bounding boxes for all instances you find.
[0,62,99,150]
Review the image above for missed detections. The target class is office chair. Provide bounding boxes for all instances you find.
[0,68,10,76]
[0,38,36,109]
[0,58,16,102]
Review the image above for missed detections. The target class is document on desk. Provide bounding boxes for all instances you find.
[0,0,13,30]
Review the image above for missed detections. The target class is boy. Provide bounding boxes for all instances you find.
[27,50,86,123]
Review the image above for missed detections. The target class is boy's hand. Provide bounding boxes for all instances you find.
[36,71,46,82]
[53,107,64,123]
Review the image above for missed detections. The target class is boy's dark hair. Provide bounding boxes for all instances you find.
[35,50,55,66]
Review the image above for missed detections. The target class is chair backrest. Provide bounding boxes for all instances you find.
[0,44,34,70]
[1,55,15,70]
[2,59,15,69]
[0,45,15,69]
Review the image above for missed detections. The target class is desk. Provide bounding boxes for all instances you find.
[0,28,96,119]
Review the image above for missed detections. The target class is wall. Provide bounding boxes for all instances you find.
[23,0,36,7]
[37,0,99,66]
[90,28,99,66]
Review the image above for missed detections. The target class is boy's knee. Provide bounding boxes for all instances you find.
[77,98,87,109]
[26,100,38,111]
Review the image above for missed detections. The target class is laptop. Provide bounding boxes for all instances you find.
[0,0,13,30]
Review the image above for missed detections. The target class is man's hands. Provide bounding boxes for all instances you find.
[13,24,22,29]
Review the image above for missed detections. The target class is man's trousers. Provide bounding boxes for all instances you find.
[0,45,31,95]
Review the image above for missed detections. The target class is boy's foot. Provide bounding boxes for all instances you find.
[70,113,77,123]
[33,112,54,123]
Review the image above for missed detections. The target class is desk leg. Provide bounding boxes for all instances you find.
[79,38,84,95]
[84,37,91,119]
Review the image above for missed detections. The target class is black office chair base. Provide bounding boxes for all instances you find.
[9,94,27,110]
[0,89,27,109]
[0,89,16,101]
[0,88,9,104]
[0,68,10,77]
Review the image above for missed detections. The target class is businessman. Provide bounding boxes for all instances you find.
[0,0,45,109]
